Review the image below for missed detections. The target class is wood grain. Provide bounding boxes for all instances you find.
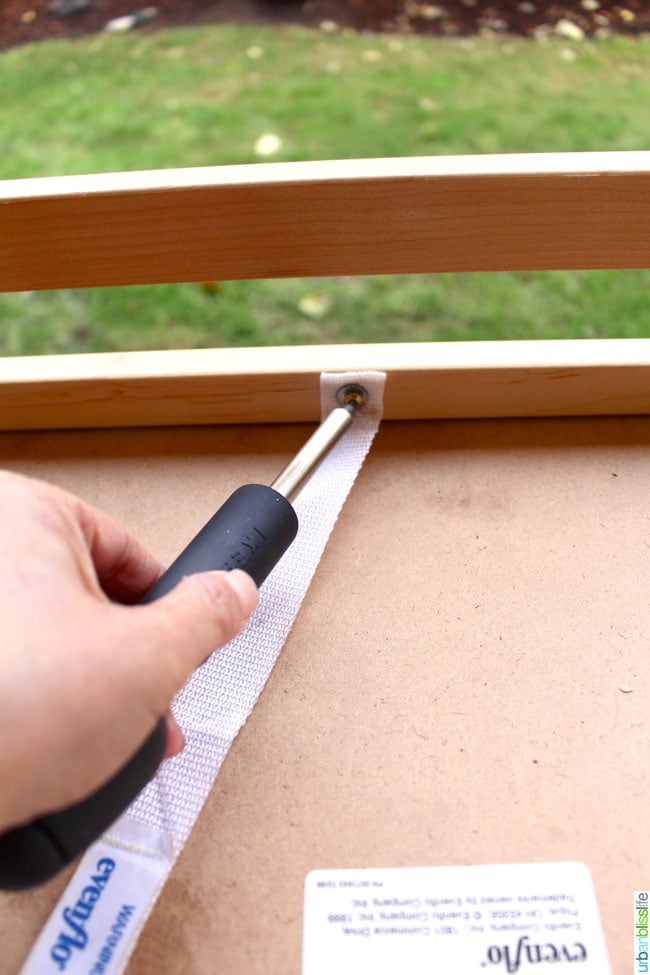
[1,339,648,429]
[2,153,650,291]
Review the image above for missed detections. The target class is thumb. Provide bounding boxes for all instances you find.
[120,569,258,705]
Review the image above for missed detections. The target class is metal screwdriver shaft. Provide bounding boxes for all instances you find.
[271,395,365,501]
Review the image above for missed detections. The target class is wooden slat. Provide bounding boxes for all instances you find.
[1,339,649,430]
[2,153,650,291]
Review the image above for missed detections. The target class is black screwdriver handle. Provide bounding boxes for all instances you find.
[0,484,298,890]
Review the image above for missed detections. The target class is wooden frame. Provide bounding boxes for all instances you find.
[1,153,649,975]
[1,151,650,430]
[2,153,650,292]
[0,339,649,431]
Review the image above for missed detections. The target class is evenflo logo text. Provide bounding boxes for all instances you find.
[482,934,587,972]
[49,857,115,971]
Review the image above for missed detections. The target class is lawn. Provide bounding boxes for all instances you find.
[1,24,649,354]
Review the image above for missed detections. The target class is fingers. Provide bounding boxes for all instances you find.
[163,710,185,759]
[114,569,259,709]
[0,470,164,604]
[72,495,164,603]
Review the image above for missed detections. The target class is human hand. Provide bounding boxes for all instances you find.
[0,471,257,833]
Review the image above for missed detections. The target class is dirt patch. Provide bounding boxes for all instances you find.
[2,0,650,51]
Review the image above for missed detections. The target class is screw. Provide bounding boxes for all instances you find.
[336,383,368,411]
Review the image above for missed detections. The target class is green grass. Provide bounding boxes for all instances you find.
[1,24,649,354]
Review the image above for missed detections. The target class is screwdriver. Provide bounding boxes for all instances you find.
[0,384,368,890]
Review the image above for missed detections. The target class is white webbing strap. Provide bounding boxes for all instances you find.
[21,371,385,975]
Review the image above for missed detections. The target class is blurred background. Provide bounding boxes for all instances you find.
[1,0,649,355]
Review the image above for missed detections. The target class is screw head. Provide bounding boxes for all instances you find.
[336,383,368,411]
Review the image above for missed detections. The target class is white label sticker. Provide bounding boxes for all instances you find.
[303,862,611,975]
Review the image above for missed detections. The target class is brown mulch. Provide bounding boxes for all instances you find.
[2,0,650,52]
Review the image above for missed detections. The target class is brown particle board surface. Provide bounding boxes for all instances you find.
[0,415,647,975]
